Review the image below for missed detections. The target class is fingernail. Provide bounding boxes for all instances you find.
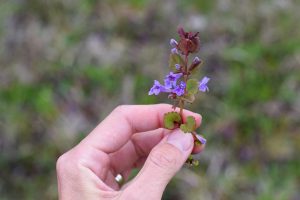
[167,129,193,152]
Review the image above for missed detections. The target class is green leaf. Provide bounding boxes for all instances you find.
[180,116,196,133]
[186,79,198,95]
[163,112,182,129]
[169,53,184,72]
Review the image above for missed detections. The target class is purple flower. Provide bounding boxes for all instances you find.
[198,76,210,92]
[173,81,186,96]
[164,72,182,88]
[175,64,181,70]
[195,134,207,144]
[171,48,179,54]
[149,80,170,95]
[170,38,178,47]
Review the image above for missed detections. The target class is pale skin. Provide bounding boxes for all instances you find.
[56,104,205,200]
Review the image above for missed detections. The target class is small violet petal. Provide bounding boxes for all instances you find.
[164,72,183,88]
[171,48,179,54]
[175,64,181,70]
[149,80,170,95]
[200,76,210,84]
[170,38,178,47]
[198,76,210,92]
[173,81,186,96]
[195,134,207,144]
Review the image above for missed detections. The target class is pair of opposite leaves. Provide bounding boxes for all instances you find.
[163,112,196,133]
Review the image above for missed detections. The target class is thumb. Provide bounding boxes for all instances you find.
[122,129,193,200]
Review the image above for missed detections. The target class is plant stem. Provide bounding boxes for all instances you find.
[179,99,183,116]
[179,53,189,117]
[184,54,188,76]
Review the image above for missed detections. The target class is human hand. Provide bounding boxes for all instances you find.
[56,104,205,200]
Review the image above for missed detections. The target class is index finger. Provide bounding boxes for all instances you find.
[80,104,202,153]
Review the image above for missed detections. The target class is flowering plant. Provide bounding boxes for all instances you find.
[149,27,209,166]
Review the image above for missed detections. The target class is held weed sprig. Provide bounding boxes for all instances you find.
[149,27,210,166]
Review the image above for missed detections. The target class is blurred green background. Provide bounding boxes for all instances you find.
[1,0,300,199]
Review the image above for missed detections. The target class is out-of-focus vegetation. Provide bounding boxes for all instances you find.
[0,0,300,199]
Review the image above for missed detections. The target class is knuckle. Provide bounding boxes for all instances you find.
[114,105,127,114]
[56,152,84,182]
[56,153,68,174]
[56,150,80,176]
[149,145,179,170]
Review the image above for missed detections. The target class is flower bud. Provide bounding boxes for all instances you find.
[193,56,200,63]
[177,27,200,55]
[170,38,178,47]
[189,56,202,72]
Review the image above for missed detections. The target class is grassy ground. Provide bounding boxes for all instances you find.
[0,0,299,199]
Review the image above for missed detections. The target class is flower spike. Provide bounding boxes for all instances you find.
[148,28,210,166]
